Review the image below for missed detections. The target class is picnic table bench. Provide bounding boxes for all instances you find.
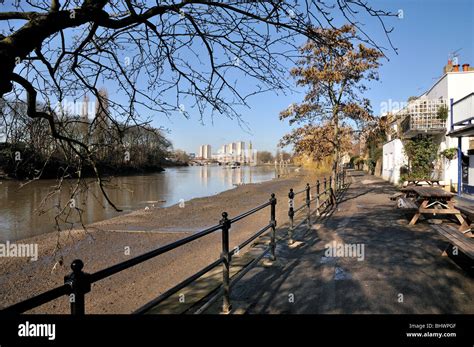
[397,196,418,210]
[397,186,465,226]
[453,204,474,234]
[431,224,474,261]
[405,179,444,186]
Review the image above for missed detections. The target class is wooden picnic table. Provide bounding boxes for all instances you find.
[402,186,466,226]
[405,179,443,186]
[411,186,453,198]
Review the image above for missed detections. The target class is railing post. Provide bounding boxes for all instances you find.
[269,193,277,261]
[306,183,311,229]
[329,176,336,206]
[288,188,295,245]
[316,179,320,216]
[64,259,90,315]
[220,212,232,313]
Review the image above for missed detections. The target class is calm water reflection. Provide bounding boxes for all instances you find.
[0,166,287,242]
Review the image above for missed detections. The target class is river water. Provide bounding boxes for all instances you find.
[0,165,288,242]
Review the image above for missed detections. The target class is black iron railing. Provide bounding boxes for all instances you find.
[1,195,276,315]
[288,170,345,244]
[1,170,347,315]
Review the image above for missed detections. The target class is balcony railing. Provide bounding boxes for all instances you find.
[400,98,447,137]
[452,93,474,126]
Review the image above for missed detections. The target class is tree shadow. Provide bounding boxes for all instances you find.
[227,173,474,314]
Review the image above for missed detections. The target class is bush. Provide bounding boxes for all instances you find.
[437,105,449,121]
[403,136,439,180]
[367,158,376,175]
[440,148,457,160]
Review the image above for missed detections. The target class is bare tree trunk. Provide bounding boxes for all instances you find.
[332,116,340,191]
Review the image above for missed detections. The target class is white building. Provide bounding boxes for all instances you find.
[198,144,212,159]
[228,142,237,155]
[447,92,474,194]
[382,137,407,184]
[236,141,245,155]
[236,141,245,162]
[213,141,253,163]
[382,61,474,188]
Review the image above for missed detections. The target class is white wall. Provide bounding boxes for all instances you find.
[447,72,474,105]
[381,71,474,187]
[453,94,474,124]
[469,155,474,186]
[447,73,474,185]
[424,71,474,185]
[382,139,407,184]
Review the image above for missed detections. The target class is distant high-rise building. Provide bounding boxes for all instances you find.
[236,141,245,155]
[248,141,256,165]
[228,142,237,154]
[236,141,245,162]
[199,144,212,159]
[80,94,90,141]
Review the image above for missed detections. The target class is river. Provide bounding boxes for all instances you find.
[0,165,292,242]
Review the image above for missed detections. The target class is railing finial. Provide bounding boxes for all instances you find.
[64,259,90,315]
[71,259,84,273]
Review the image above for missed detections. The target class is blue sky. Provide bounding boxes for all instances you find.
[2,1,473,154]
[165,0,473,154]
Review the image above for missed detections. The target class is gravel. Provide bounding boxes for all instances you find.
[0,171,316,313]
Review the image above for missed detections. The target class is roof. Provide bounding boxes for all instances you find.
[447,124,474,138]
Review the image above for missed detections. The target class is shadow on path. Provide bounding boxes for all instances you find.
[225,172,474,314]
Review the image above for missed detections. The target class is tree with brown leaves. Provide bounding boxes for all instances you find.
[280,24,384,186]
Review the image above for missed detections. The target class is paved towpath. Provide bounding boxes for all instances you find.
[216,171,473,314]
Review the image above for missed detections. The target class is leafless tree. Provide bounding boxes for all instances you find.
[0,0,397,212]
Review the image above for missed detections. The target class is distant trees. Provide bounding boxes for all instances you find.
[256,150,293,164]
[362,115,390,176]
[275,149,293,163]
[257,151,274,164]
[172,150,190,164]
[0,97,172,179]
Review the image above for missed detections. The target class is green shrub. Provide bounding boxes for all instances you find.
[403,136,439,180]
[440,147,457,160]
[437,105,449,121]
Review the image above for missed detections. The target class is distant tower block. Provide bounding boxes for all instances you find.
[199,144,212,159]
[81,95,89,119]
[248,141,255,164]
[80,94,90,139]
[236,141,245,162]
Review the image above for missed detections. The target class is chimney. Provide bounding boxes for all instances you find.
[462,64,470,72]
[453,65,460,72]
[444,58,453,74]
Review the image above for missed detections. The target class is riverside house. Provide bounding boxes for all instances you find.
[382,60,474,194]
